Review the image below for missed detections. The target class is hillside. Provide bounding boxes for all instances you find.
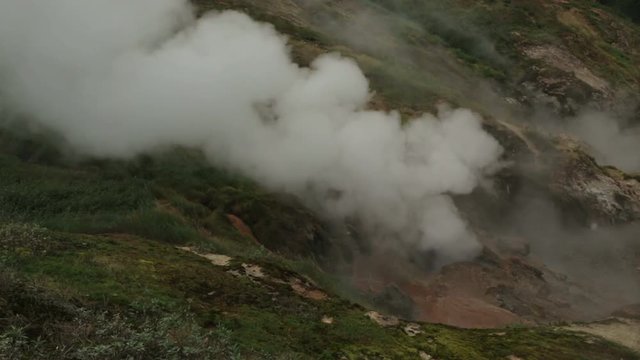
[1,0,640,359]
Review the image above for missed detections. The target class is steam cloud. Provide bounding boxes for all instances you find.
[567,111,640,173]
[0,0,502,262]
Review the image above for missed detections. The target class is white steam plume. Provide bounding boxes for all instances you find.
[567,111,640,173]
[0,0,502,262]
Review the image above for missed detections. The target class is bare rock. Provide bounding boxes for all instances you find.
[242,263,265,279]
[321,316,334,325]
[290,278,328,301]
[404,323,422,337]
[176,247,232,267]
[549,138,640,224]
[419,351,433,360]
[365,311,399,327]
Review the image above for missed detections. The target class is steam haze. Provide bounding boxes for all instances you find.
[568,111,640,173]
[0,0,503,263]
[512,195,640,308]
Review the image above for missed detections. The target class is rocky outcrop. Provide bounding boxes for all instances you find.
[549,136,640,224]
[523,45,611,96]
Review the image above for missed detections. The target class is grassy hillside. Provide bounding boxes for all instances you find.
[280,0,639,115]
[1,137,637,359]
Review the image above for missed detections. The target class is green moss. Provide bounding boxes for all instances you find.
[0,154,152,224]
[116,209,205,244]
[0,224,637,359]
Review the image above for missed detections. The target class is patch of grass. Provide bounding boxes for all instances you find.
[369,0,506,65]
[1,231,184,306]
[0,269,248,359]
[41,213,129,235]
[0,221,637,359]
[116,209,206,245]
[0,223,60,255]
[0,153,153,225]
[365,61,444,109]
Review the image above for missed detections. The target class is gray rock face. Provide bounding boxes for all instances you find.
[549,137,640,224]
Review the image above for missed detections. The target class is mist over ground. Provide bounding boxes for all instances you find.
[567,111,640,173]
[0,0,504,264]
[509,193,640,309]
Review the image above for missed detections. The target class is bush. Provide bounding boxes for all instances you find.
[0,223,57,255]
[116,210,205,244]
[71,310,243,360]
[0,272,245,360]
[0,310,245,360]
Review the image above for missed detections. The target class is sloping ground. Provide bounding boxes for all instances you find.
[2,0,640,358]
[0,137,637,358]
[205,0,640,115]
[568,318,640,353]
[193,0,640,342]
[0,220,637,359]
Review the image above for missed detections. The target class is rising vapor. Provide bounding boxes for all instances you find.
[0,0,503,263]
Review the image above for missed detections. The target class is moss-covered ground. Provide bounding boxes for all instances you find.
[0,132,638,359]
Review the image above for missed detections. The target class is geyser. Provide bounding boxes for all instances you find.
[0,0,502,263]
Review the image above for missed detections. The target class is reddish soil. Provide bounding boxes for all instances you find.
[349,240,603,328]
[227,214,259,242]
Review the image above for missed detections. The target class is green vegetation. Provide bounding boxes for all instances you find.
[600,0,640,23]
[0,267,245,360]
[1,123,638,358]
[0,221,637,359]
[368,0,509,68]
